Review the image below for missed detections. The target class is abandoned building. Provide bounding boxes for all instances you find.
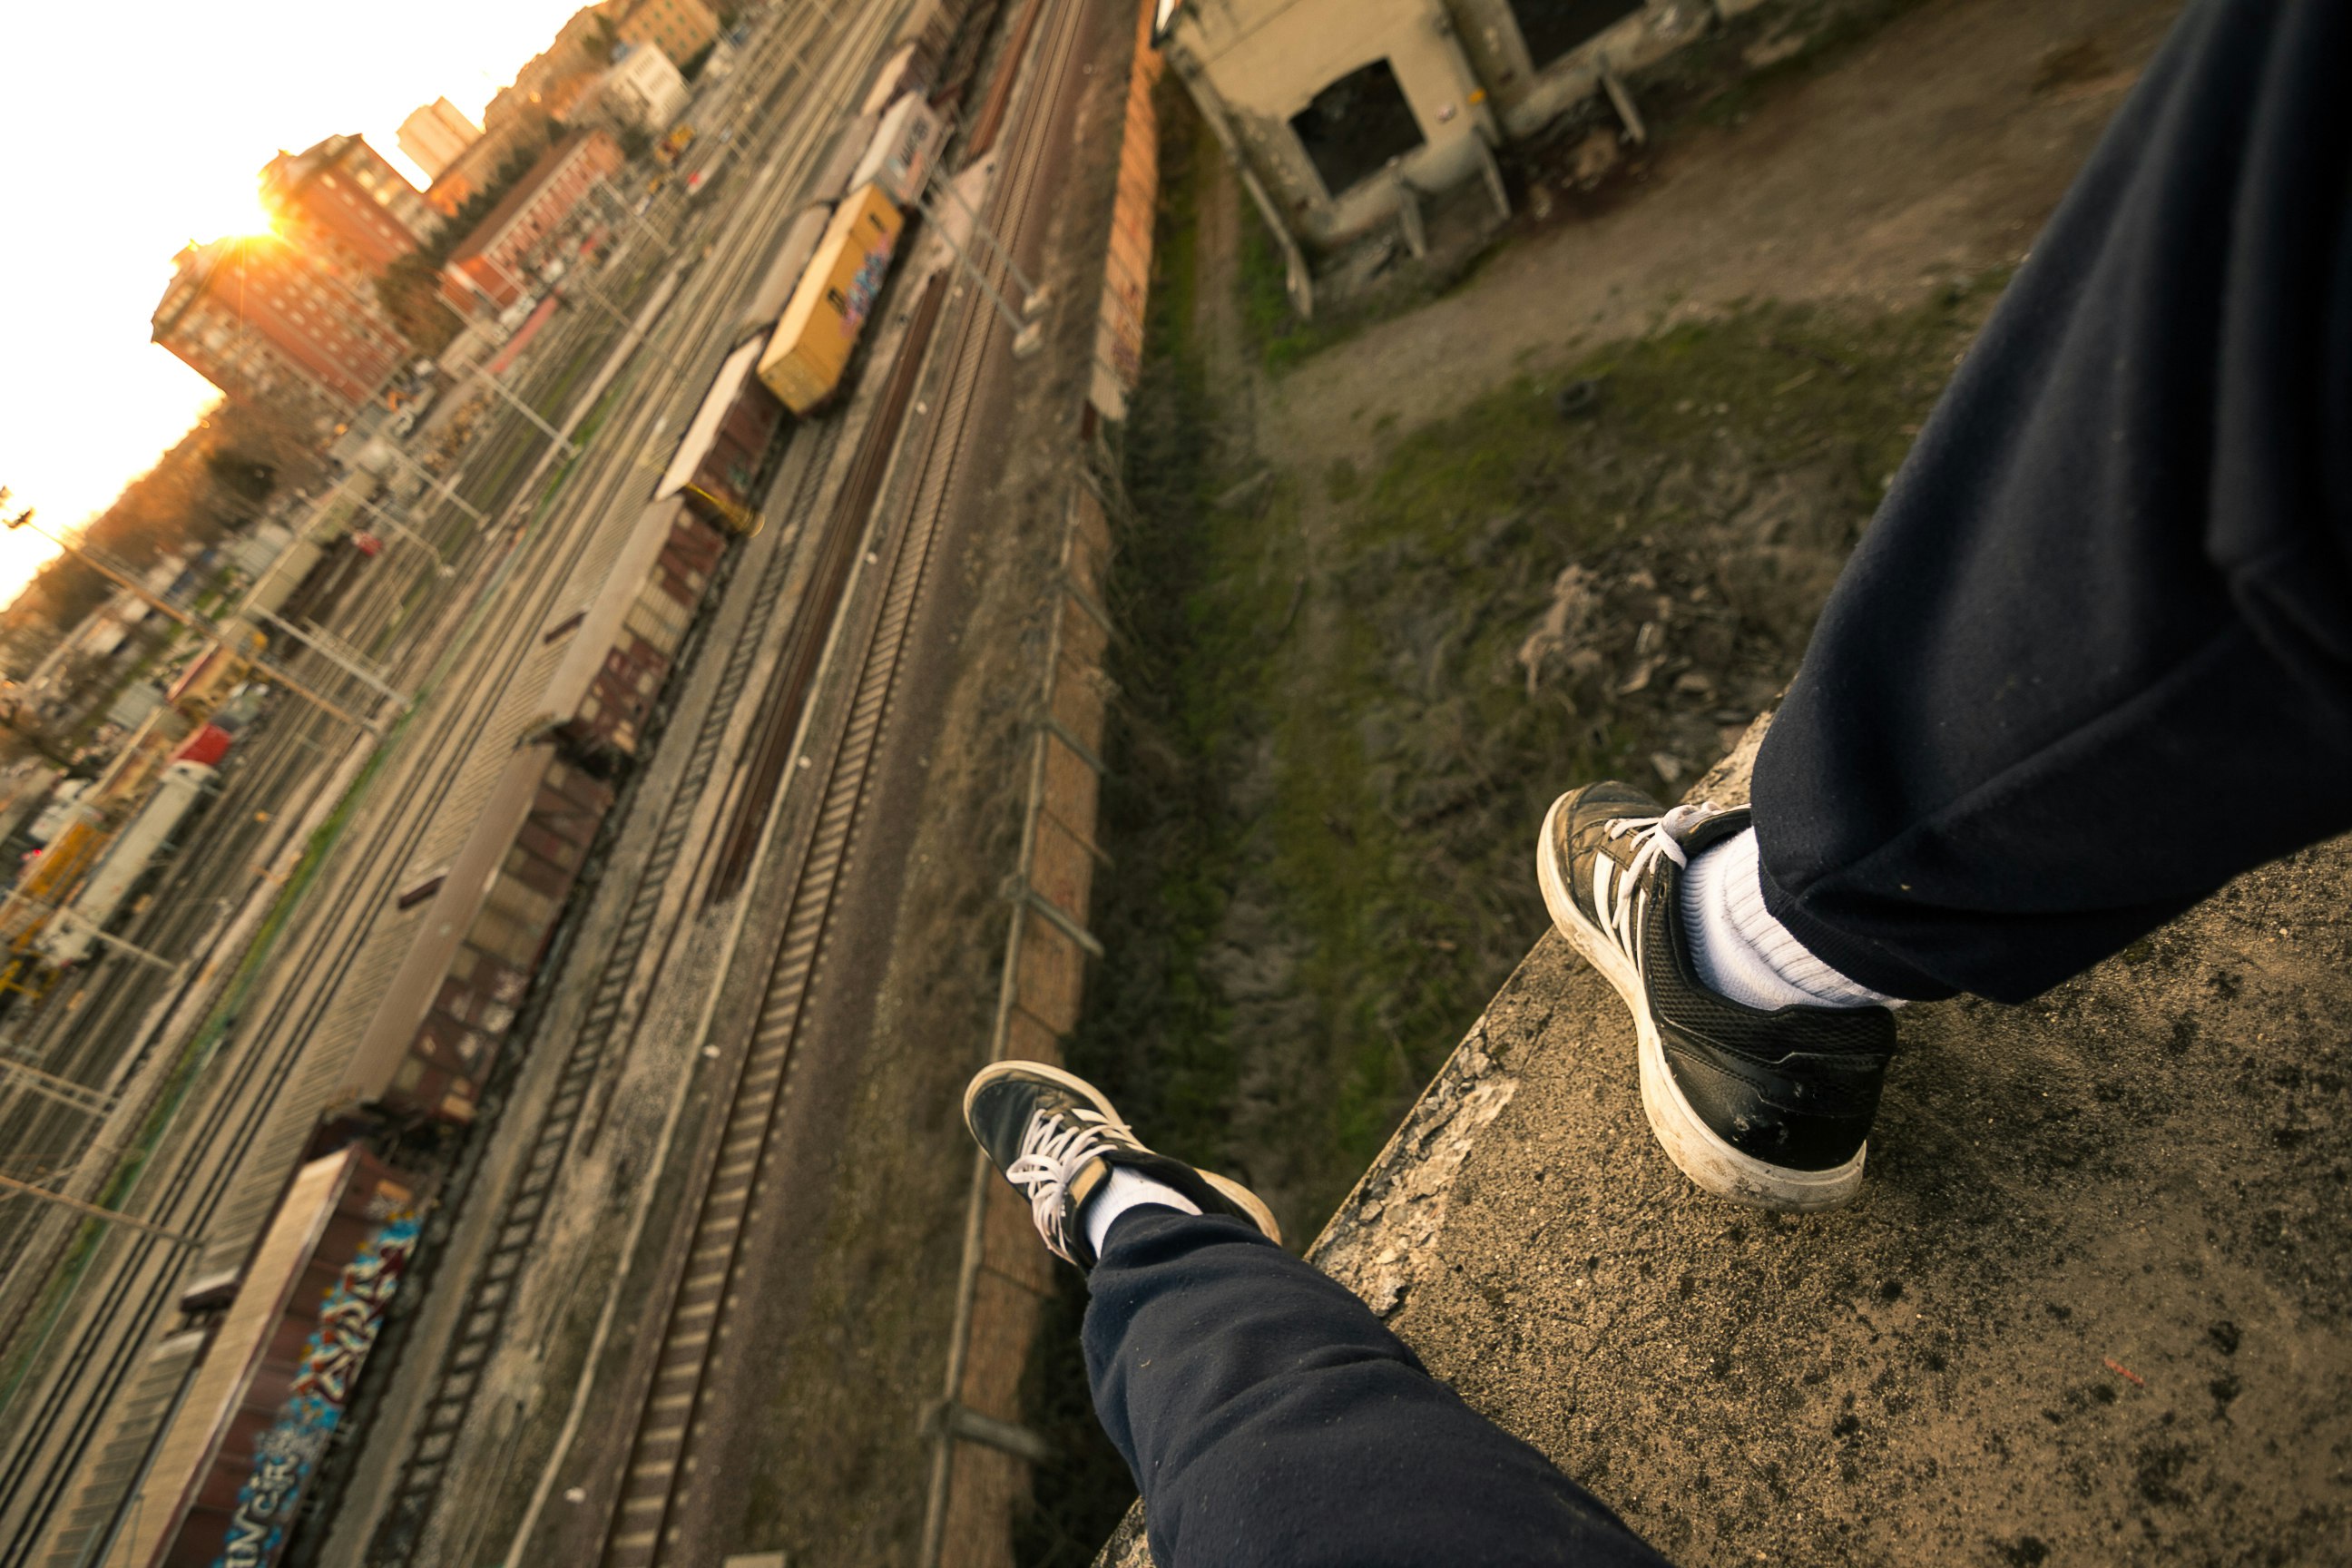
[1153,0,1748,302]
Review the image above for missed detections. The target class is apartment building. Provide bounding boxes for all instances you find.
[152,237,407,429]
[442,128,627,312]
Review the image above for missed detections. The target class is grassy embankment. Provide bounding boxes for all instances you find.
[1014,89,2005,1563]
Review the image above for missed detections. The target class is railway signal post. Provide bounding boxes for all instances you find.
[2,495,387,734]
[915,179,1045,358]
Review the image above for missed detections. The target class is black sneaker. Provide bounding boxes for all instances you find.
[1537,781,1896,1211]
[962,1061,1281,1268]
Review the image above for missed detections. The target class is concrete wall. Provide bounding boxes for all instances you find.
[1162,0,1738,252]
[1162,0,1496,250]
[1447,0,1716,139]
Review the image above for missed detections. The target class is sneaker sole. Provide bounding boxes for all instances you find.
[962,1059,1129,1133]
[1200,1171,1284,1247]
[1537,794,1865,1213]
[963,1062,1283,1245]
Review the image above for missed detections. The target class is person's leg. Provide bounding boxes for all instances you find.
[1752,0,2352,1003]
[1540,0,2352,1212]
[1084,1210,1667,1568]
[963,1063,1669,1568]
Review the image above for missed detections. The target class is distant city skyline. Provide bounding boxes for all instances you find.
[0,0,599,614]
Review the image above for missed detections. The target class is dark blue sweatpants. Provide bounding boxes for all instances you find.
[1085,1210,1670,1568]
[1755,0,2352,1002]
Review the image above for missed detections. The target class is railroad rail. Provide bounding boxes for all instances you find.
[0,198,662,1332]
[344,6,917,1562]
[597,276,944,1568]
[0,9,859,1554]
[588,0,1097,1560]
[358,412,846,1563]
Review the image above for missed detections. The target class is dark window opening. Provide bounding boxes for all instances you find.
[1289,59,1425,200]
[1510,0,1645,70]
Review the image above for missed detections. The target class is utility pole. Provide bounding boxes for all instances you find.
[592,177,671,254]
[0,1053,115,1118]
[249,607,410,712]
[925,170,1052,315]
[571,275,642,341]
[0,891,181,975]
[916,180,1045,358]
[379,446,487,528]
[0,1171,200,1245]
[2,492,379,732]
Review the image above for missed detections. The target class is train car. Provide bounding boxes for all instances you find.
[274,533,375,629]
[338,496,729,1126]
[166,629,264,723]
[544,496,730,762]
[756,184,906,416]
[850,93,946,208]
[862,41,925,116]
[174,721,234,769]
[240,530,328,621]
[113,1147,424,1568]
[736,202,837,343]
[894,0,975,79]
[37,757,218,967]
[25,779,94,848]
[656,339,788,534]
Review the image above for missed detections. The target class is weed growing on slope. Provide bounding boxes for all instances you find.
[1074,277,2005,1250]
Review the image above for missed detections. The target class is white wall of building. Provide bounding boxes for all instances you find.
[603,45,692,134]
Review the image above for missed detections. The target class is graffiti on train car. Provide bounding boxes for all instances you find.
[838,246,893,336]
[211,1210,420,1568]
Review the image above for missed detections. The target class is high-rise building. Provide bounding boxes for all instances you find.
[398,97,483,182]
[152,236,408,431]
[259,135,440,283]
[613,0,720,72]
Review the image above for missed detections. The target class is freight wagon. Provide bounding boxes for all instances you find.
[335,497,728,1126]
[166,630,264,723]
[38,754,220,967]
[658,338,788,533]
[734,202,837,343]
[850,93,946,207]
[322,43,981,1132]
[894,0,980,79]
[757,183,906,415]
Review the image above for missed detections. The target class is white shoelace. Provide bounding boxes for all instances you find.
[1004,1109,1122,1258]
[1594,802,1718,956]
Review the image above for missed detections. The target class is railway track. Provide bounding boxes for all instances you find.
[0,0,733,1243]
[587,0,1096,1560]
[0,493,499,1332]
[0,9,865,1551]
[0,356,661,1565]
[0,212,626,1303]
[358,417,848,1564]
[595,276,945,1568]
[355,17,933,1563]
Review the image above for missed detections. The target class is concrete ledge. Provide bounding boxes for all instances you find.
[1100,719,2352,1563]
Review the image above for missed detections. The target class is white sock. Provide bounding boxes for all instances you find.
[1083,1165,1200,1257]
[1679,827,1904,1011]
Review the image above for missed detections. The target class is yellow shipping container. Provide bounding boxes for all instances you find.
[757,183,905,415]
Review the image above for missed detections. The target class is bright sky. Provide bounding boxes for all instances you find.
[0,0,593,612]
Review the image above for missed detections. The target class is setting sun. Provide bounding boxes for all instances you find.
[0,0,589,625]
